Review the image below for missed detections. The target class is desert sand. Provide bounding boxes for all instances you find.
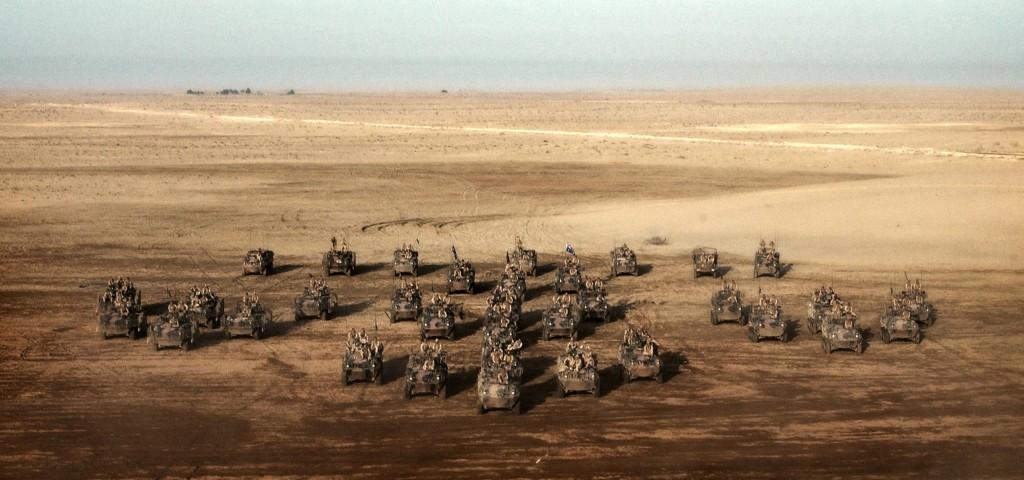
[1,88,1023,478]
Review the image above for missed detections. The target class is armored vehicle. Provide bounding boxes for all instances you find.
[556,341,600,397]
[610,243,639,276]
[484,298,521,332]
[821,316,865,354]
[507,236,538,276]
[447,248,476,294]
[806,286,842,334]
[710,281,748,325]
[243,248,274,276]
[554,254,583,294]
[387,280,421,323]
[404,342,448,399]
[419,294,461,341]
[293,277,335,320]
[322,237,356,276]
[753,240,782,278]
[341,329,384,385]
[97,278,146,339]
[223,292,272,340]
[393,244,419,276]
[497,265,527,300]
[692,247,719,278]
[476,366,522,414]
[183,285,224,329]
[150,301,197,351]
[542,294,582,340]
[578,278,609,323]
[619,325,663,383]
[896,278,934,326]
[747,296,790,343]
[879,307,921,344]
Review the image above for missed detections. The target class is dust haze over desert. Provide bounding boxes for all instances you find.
[1,1,1024,479]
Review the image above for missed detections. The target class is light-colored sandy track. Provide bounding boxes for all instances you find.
[41,103,1023,161]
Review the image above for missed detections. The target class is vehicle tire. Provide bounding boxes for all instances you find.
[748,329,759,343]
[655,370,664,384]
[807,321,816,334]
[341,371,349,386]
[375,371,384,385]
[446,330,455,341]
[225,330,232,340]
[403,385,412,400]
[821,340,829,354]
[438,385,447,400]
[319,310,328,321]
[127,328,137,340]
[856,342,864,354]
[710,310,718,325]
[512,401,521,415]
[556,387,565,398]
[153,341,160,351]
[345,267,353,277]
[592,379,601,398]
[181,340,190,351]
[780,330,789,343]
[913,330,922,344]
[294,310,302,322]
[542,330,549,341]
[881,329,890,344]
[570,331,578,341]
[252,328,261,340]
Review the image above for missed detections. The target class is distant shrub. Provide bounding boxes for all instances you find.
[644,236,669,246]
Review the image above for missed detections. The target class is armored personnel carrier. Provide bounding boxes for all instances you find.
[293,277,335,320]
[578,278,609,323]
[747,295,790,343]
[96,278,146,339]
[387,280,422,323]
[896,278,935,326]
[183,285,224,329]
[419,294,461,341]
[610,243,639,276]
[243,248,274,276]
[507,236,538,276]
[691,247,719,279]
[223,292,272,340]
[821,316,865,354]
[556,341,600,397]
[619,325,663,383]
[322,236,356,276]
[806,286,842,334]
[542,294,582,340]
[497,264,527,300]
[554,254,583,294]
[447,247,476,294]
[393,244,419,276]
[753,240,782,278]
[710,281,748,325]
[150,301,197,351]
[342,329,384,385]
[879,306,921,344]
[476,366,522,414]
[404,342,448,399]
[484,297,521,332]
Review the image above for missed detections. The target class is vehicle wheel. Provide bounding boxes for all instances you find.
[127,329,137,340]
[181,340,190,351]
[881,329,890,344]
[403,385,412,400]
[556,386,565,398]
[225,330,232,340]
[341,371,349,386]
[438,385,447,399]
[739,313,748,327]
[780,330,789,343]
[710,310,718,325]
[512,401,521,415]
[345,268,353,277]
[623,368,631,384]
[592,379,601,398]
[374,371,384,385]
[153,341,160,351]
[913,330,922,344]
[655,370,664,384]
[821,340,829,354]
[570,331,578,341]
[446,331,455,341]
[807,321,816,334]
[411,268,418,277]
[542,330,549,341]
[477,404,485,415]
[252,328,262,340]
[294,310,302,322]
[856,342,864,354]
[319,310,328,320]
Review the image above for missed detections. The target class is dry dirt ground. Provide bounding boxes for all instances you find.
[1,88,1023,479]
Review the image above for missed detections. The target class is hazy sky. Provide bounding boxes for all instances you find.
[2,0,1022,89]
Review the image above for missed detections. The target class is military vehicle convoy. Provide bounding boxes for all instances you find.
[753,239,782,278]
[554,253,583,294]
[96,278,146,340]
[387,279,422,323]
[555,341,600,397]
[446,246,475,294]
[393,243,419,276]
[150,301,197,351]
[322,236,356,276]
[342,329,384,385]
[507,236,538,276]
[747,294,790,343]
[183,284,224,329]
[419,293,461,341]
[610,243,639,276]
[243,248,274,276]
[542,294,582,340]
[404,341,448,399]
[293,276,335,320]
[879,306,922,344]
[223,291,272,340]
[578,278,609,323]
[710,281,748,325]
[619,324,663,383]
[692,247,719,279]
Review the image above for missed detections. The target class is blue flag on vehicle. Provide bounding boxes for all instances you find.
[565,243,575,255]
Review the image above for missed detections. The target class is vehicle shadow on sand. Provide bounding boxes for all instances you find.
[661,350,689,382]
[446,366,479,398]
[383,353,410,385]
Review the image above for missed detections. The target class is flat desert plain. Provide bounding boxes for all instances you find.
[1,88,1023,479]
